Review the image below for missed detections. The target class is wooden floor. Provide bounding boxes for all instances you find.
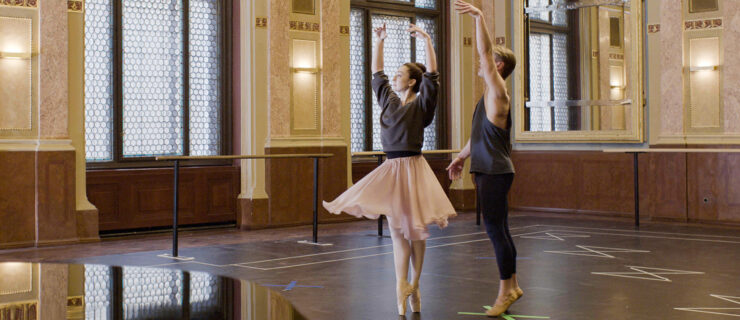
[2,211,739,319]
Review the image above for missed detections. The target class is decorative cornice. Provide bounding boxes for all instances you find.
[0,0,36,8]
[67,0,84,13]
[685,18,722,30]
[290,20,319,32]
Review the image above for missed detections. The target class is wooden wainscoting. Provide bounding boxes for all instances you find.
[87,166,239,232]
[510,149,740,224]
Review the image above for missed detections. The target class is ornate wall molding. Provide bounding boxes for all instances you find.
[0,0,36,8]
[648,24,661,33]
[67,0,83,13]
[290,20,319,32]
[684,18,722,30]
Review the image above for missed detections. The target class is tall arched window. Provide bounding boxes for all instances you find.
[84,0,230,167]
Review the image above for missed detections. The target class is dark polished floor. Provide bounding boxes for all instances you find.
[2,212,739,320]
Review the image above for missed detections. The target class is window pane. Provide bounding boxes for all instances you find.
[528,0,550,22]
[350,9,366,152]
[371,14,411,151]
[553,9,568,27]
[189,0,222,156]
[415,0,436,9]
[122,0,184,157]
[84,265,112,319]
[415,16,437,150]
[123,267,183,319]
[553,33,568,131]
[528,33,551,132]
[84,0,114,162]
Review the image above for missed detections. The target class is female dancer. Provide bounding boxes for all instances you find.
[323,23,456,316]
[447,0,523,317]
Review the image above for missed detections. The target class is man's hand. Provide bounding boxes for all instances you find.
[446,157,466,181]
[454,0,482,18]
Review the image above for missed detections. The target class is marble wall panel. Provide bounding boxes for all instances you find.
[659,0,684,136]
[723,1,740,132]
[38,0,68,138]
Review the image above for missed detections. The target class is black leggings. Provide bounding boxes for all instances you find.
[475,173,516,280]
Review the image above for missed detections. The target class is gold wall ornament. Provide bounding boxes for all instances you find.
[256,17,267,28]
[67,0,84,13]
[290,20,320,32]
[0,0,36,9]
[684,18,722,30]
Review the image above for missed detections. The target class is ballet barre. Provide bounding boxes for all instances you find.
[351,149,462,236]
[156,153,334,257]
[603,148,740,228]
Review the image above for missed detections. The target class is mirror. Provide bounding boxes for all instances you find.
[514,0,643,142]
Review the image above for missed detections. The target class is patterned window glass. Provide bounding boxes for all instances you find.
[553,33,569,131]
[122,267,183,319]
[84,0,114,162]
[190,272,220,315]
[349,9,366,152]
[528,0,550,22]
[84,265,112,320]
[122,0,184,157]
[415,0,436,9]
[371,15,412,151]
[528,33,551,132]
[189,0,222,156]
[552,9,568,27]
[415,16,437,150]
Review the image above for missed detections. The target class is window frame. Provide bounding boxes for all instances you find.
[86,0,233,169]
[350,0,448,153]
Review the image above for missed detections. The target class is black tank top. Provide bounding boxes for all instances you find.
[469,96,515,175]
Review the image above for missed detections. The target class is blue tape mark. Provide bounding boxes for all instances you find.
[284,280,297,291]
[261,281,323,291]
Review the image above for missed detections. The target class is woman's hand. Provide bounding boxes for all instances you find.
[454,0,482,18]
[446,157,466,180]
[374,23,387,40]
[407,23,430,40]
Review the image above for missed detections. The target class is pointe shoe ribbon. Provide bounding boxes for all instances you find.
[485,290,520,317]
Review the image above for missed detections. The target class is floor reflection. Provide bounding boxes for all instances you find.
[0,262,306,320]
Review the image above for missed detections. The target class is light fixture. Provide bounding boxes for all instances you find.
[0,51,33,59]
[689,37,719,72]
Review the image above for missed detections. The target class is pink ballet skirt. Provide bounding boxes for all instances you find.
[323,155,457,240]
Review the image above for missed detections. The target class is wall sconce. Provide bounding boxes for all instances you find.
[689,37,720,72]
[687,37,721,129]
[0,51,33,59]
[0,16,33,131]
[290,39,321,133]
